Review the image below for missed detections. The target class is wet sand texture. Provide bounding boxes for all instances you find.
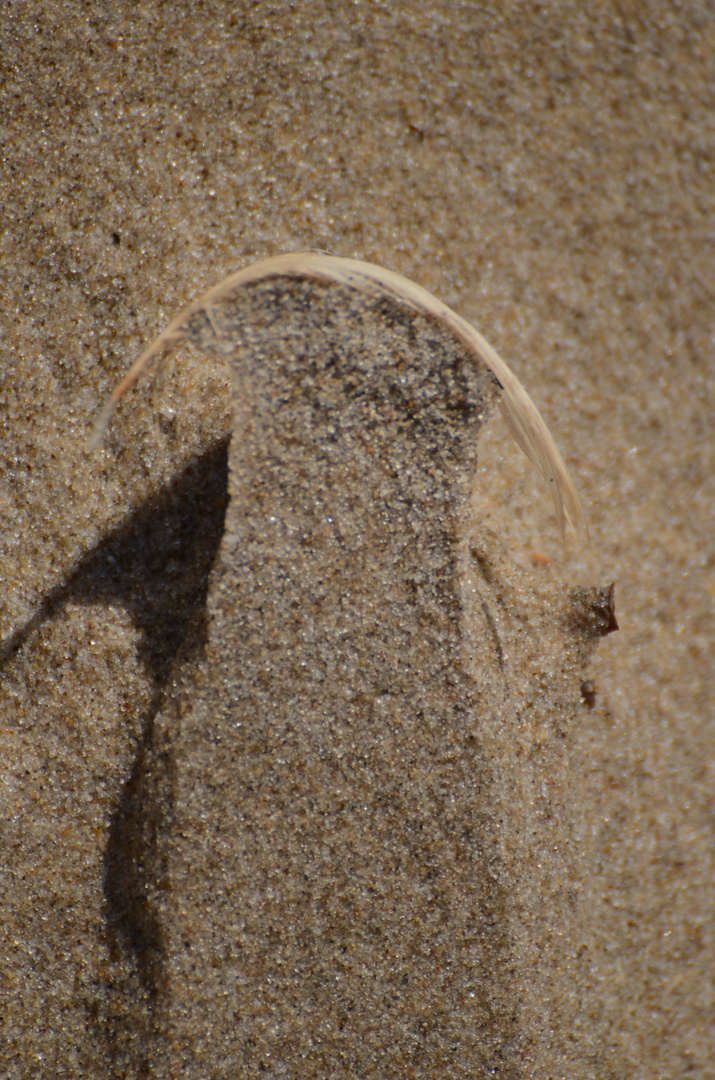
[1,2,713,1078]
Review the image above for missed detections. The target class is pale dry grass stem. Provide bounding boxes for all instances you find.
[87,253,587,543]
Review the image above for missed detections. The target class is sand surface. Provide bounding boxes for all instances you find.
[1,2,713,1077]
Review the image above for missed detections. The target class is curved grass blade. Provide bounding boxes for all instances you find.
[87,253,587,542]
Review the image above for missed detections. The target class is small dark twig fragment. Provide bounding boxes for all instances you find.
[580,679,597,709]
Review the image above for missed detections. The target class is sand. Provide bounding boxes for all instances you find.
[1,2,713,1077]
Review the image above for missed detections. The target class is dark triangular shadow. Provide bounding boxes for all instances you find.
[1,437,229,682]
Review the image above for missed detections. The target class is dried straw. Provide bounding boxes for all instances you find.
[87,253,587,541]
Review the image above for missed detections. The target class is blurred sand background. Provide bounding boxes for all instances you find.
[1,1,713,1077]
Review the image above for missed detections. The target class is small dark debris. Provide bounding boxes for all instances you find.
[568,582,619,639]
[111,231,121,245]
[580,679,597,709]
[595,582,619,635]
